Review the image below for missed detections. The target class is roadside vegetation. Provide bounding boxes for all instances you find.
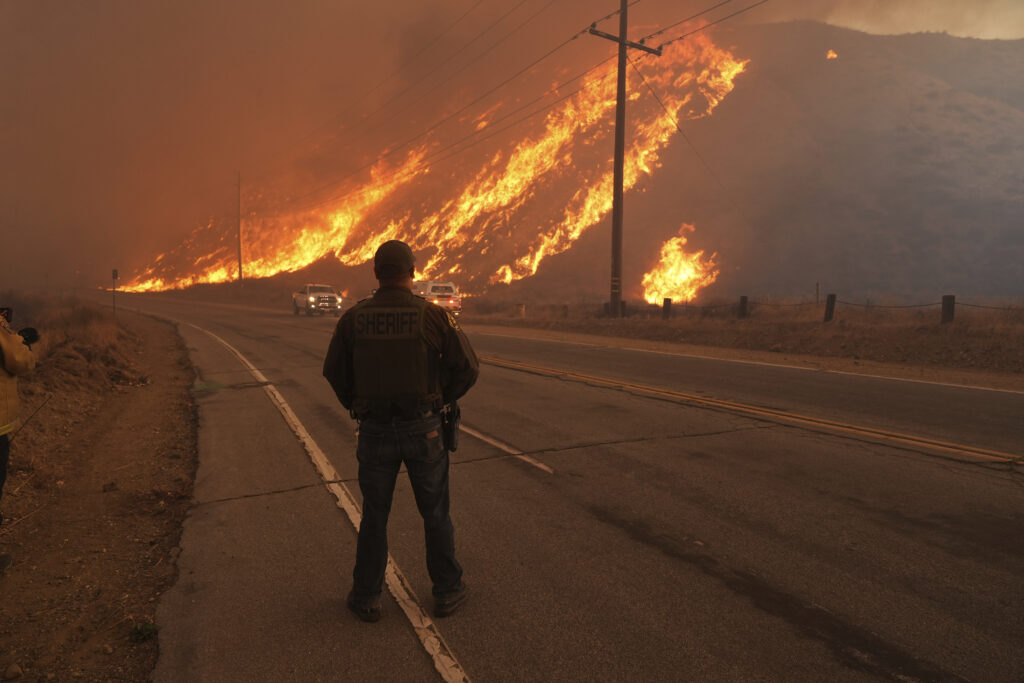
[462,298,1024,375]
[0,292,197,681]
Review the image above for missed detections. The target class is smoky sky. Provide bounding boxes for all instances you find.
[2,0,1021,289]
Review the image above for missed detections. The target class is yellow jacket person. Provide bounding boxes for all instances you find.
[0,314,36,437]
[1,309,37,558]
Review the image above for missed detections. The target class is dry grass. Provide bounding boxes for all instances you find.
[1,292,149,498]
[462,298,1024,374]
[0,295,197,681]
[2,291,123,360]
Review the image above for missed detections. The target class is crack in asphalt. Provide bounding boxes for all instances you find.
[193,426,770,507]
[589,505,968,683]
[453,424,772,466]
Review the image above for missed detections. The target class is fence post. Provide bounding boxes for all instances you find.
[941,295,955,324]
[515,303,526,318]
[662,298,672,320]
[738,295,749,318]
[824,294,836,322]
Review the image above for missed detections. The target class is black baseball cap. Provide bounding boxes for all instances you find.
[373,240,415,278]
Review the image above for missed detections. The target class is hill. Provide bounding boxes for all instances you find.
[134,21,1023,306]
[499,20,1024,303]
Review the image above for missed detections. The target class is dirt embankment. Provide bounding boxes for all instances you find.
[0,298,197,681]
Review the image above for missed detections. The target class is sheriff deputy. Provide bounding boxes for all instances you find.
[322,239,479,622]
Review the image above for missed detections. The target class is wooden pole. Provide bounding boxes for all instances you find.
[237,170,243,283]
[588,3,660,318]
[609,0,628,317]
[941,294,955,323]
[824,294,837,322]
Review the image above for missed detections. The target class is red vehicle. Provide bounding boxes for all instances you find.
[413,281,462,316]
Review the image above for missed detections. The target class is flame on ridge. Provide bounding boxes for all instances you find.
[123,150,429,292]
[826,49,839,60]
[641,224,718,304]
[124,29,748,295]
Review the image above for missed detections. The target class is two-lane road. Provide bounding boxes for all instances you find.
[119,295,1021,681]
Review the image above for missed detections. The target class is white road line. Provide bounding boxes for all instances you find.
[185,323,470,683]
[460,425,554,474]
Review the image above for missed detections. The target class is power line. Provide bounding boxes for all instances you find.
[626,54,726,190]
[657,0,770,49]
[162,0,493,217]
[277,7,622,210]
[626,52,760,237]
[244,0,489,180]
[281,56,619,213]
[639,0,736,43]
[269,0,760,215]
[327,0,560,156]
[311,0,534,156]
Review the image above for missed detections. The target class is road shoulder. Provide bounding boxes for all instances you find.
[464,323,1024,393]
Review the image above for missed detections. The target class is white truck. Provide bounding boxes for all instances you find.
[413,281,463,316]
[292,284,343,316]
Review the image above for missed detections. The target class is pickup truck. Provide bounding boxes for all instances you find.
[293,284,343,316]
[413,280,463,316]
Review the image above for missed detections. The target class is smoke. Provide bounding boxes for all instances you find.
[754,0,1024,39]
[2,0,1022,292]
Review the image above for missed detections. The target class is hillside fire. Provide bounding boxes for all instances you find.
[641,224,718,304]
[826,49,839,59]
[124,31,748,298]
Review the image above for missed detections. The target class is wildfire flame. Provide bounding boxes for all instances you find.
[124,30,748,296]
[826,49,839,60]
[641,224,718,304]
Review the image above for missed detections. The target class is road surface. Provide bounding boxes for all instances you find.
[116,295,1021,682]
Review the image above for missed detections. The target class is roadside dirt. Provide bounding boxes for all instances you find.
[0,311,197,681]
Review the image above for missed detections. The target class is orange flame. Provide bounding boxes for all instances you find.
[826,49,839,60]
[492,34,747,285]
[124,29,748,296]
[641,224,718,304]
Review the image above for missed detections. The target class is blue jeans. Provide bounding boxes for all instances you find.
[0,434,8,525]
[353,414,463,599]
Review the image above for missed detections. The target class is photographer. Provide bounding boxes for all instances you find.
[0,307,38,572]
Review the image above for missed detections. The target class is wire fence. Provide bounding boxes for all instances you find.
[578,294,1023,323]
[837,300,939,309]
[473,295,1022,322]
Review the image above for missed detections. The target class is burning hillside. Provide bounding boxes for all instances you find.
[124,30,747,303]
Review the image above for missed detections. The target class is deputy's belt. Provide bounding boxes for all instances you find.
[357,406,439,423]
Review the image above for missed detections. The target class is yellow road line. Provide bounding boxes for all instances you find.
[480,356,1020,465]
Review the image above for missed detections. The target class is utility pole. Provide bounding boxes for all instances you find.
[111,268,118,321]
[236,170,243,284]
[589,0,661,317]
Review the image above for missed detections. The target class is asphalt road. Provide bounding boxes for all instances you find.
[118,295,1022,682]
